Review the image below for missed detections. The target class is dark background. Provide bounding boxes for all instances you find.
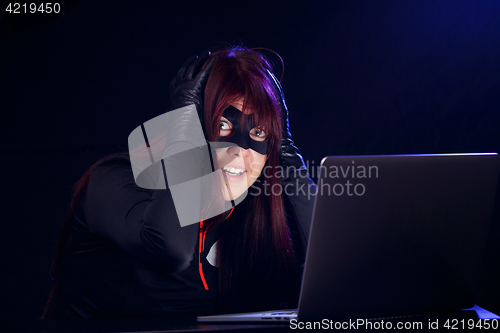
[1,0,499,320]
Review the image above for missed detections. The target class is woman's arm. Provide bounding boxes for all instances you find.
[84,155,199,272]
[82,52,218,271]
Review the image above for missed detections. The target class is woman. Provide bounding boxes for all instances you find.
[43,46,315,318]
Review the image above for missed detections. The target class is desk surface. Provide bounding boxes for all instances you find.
[1,306,498,332]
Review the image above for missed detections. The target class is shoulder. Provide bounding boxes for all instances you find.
[92,153,132,173]
[89,153,135,180]
[87,153,153,199]
[83,153,154,231]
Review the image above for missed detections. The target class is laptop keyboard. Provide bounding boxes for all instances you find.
[269,311,298,316]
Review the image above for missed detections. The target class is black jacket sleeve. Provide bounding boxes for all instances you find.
[84,155,199,272]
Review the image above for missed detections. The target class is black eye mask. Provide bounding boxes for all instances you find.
[212,105,269,155]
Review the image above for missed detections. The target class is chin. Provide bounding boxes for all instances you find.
[223,185,246,202]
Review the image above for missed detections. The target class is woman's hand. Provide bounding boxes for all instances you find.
[160,51,228,227]
[169,50,216,116]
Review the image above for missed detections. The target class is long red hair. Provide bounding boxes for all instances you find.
[204,46,299,312]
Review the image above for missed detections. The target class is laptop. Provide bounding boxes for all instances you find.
[198,153,500,322]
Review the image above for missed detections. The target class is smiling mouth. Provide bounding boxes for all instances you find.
[223,167,245,176]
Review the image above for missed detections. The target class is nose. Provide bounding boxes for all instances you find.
[227,146,241,156]
[227,146,250,157]
[217,146,246,168]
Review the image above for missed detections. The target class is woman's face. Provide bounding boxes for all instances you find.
[215,99,268,201]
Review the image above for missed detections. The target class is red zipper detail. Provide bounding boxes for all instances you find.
[226,206,234,219]
[198,219,209,290]
[198,205,235,291]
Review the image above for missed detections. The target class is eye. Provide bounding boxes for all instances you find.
[250,127,267,141]
[219,117,233,137]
